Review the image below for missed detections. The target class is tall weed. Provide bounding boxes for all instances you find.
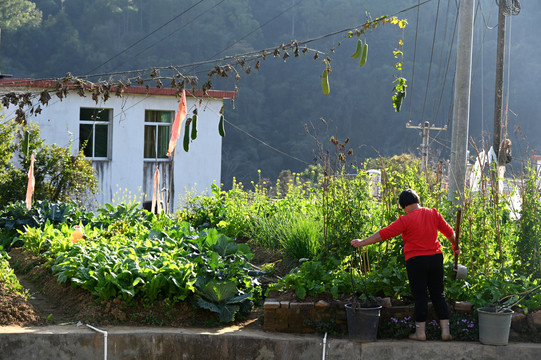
[251,210,323,260]
[516,164,541,277]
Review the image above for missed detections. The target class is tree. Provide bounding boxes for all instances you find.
[0,0,42,74]
[0,0,42,31]
[0,116,98,209]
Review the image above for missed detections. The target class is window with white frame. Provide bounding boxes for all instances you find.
[79,108,111,159]
[144,110,173,159]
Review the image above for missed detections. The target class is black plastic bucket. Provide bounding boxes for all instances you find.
[345,304,382,342]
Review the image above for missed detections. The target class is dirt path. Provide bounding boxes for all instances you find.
[7,248,93,326]
[15,274,76,325]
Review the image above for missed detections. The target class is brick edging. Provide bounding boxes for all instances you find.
[263,298,473,333]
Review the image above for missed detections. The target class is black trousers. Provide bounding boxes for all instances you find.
[406,253,449,322]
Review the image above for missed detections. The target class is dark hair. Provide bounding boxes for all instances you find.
[399,189,420,209]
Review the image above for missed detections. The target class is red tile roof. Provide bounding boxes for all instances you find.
[0,78,237,99]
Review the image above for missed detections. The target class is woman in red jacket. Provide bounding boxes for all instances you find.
[351,189,460,341]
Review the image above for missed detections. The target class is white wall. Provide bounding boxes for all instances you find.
[7,91,224,211]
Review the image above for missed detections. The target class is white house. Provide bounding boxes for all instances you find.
[0,78,236,211]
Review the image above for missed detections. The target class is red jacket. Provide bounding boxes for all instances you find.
[379,207,454,261]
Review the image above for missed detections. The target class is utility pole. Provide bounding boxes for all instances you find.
[448,0,474,206]
[406,121,447,181]
[493,1,520,180]
[492,1,506,169]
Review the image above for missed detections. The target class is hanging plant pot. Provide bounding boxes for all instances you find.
[345,303,382,342]
[477,307,514,345]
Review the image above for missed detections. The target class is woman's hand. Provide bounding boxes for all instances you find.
[449,234,461,255]
[351,232,382,248]
[351,239,364,248]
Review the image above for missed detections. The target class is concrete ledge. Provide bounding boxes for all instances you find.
[0,325,540,360]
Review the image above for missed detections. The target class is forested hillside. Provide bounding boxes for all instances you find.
[1,0,539,187]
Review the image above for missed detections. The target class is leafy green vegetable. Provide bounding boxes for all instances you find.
[195,278,253,323]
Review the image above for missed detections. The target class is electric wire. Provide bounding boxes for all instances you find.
[183,0,438,169]
[406,0,422,126]
[420,0,441,124]
[2,0,436,167]
[430,136,452,151]
[471,0,495,83]
[481,1,498,29]
[109,0,302,158]
[402,0,423,154]
[428,0,452,122]
[465,0,495,143]
[203,103,311,166]
[84,0,208,75]
[224,117,310,166]
[400,0,436,154]
[1,0,425,167]
[113,0,227,71]
[2,1,436,88]
[435,8,459,130]
[114,0,305,166]
[208,0,304,61]
[424,1,459,151]
[430,0,458,138]
[1,0,306,168]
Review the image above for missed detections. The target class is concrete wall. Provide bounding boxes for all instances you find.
[0,325,540,360]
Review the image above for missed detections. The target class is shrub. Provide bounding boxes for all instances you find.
[0,121,98,209]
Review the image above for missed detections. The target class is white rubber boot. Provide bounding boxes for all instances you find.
[409,322,426,341]
[440,319,452,341]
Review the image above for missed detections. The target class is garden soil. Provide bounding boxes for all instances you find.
[2,247,541,344]
[1,248,264,330]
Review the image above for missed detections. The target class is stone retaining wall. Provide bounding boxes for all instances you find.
[263,299,349,333]
[263,298,471,333]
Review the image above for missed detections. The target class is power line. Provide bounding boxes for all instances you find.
[208,0,304,61]
[201,101,311,166]
[83,0,300,127]
[471,0,496,140]
[4,1,436,88]
[434,8,459,130]
[430,135,452,150]
[420,0,442,124]
[428,0,452,123]
[411,0,457,153]
[224,117,310,166]
[3,0,439,143]
[95,0,299,144]
[406,0,422,125]
[480,0,498,29]
[114,0,227,71]
[84,0,208,75]
[2,0,450,177]
[403,0,436,153]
